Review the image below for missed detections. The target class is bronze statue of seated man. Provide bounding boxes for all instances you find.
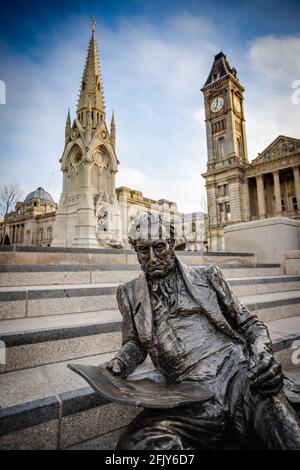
[106,213,300,450]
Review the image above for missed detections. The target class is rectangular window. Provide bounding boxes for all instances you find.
[217,184,228,196]
[218,203,225,222]
[212,119,226,134]
[292,196,298,210]
[225,202,231,221]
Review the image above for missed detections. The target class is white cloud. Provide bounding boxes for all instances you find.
[0,16,299,214]
[245,34,300,159]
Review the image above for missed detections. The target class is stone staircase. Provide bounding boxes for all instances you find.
[0,247,299,449]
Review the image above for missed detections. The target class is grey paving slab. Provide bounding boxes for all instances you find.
[0,246,254,256]
[66,428,124,450]
[0,264,141,272]
[1,319,121,347]
[1,276,298,292]
[0,353,153,409]
[267,317,300,340]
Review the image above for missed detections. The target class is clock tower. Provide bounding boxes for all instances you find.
[201,52,249,250]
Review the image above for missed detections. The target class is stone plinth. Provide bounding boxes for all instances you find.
[224,217,300,264]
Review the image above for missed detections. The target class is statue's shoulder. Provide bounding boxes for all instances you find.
[117,272,145,295]
[184,263,221,280]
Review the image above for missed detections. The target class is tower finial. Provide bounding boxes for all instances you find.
[92,17,96,33]
[77,16,105,122]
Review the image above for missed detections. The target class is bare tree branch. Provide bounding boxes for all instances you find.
[0,183,23,217]
[199,191,208,213]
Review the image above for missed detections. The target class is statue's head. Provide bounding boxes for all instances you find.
[128,213,176,279]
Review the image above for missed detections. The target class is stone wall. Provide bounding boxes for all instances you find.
[224,217,300,263]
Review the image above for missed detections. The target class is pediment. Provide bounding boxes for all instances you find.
[251,136,300,166]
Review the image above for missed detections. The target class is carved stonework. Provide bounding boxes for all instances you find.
[96,204,110,235]
[93,149,109,169]
[71,128,79,140]
[251,137,300,166]
[71,148,82,166]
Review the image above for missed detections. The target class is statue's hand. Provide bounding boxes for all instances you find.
[105,358,127,378]
[248,350,283,396]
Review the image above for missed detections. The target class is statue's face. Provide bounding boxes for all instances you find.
[135,239,175,278]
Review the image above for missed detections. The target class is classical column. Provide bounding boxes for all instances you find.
[273,170,282,215]
[293,166,300,213]
[256,174,266,219]
[244,178,250,220]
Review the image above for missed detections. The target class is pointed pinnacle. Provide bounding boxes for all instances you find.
[92,17,96,33]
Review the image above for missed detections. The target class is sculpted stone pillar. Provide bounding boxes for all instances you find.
[293,166,300,214]
[273,170,282,215]
[256,174,266,219]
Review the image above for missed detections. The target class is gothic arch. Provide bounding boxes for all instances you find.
[90,142,118,172]
[62,140,85,169]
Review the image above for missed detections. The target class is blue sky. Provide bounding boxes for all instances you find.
[0,0,300,212]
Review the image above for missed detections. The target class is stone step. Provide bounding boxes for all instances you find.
[0,351,148,449]
[0,275,298,321]
[0,324,299,450]
[1,290,300,372]
[229,275,300,296]
[0,263,283,287]
[0,283,119,320]
[0,310,122,372]
[0,246,257,266]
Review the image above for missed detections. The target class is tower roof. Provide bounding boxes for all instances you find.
[24,187,54,204]
[77,19,105,115]
[202,52,239,90]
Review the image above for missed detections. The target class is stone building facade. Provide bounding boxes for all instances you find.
[0,185,181,248]
[117,186,180,247]
[0,187,57,246]
[202,52,300,250]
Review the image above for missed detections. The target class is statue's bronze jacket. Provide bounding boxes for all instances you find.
[114,256,272,377]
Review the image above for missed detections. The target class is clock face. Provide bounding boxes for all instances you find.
[210,96,224,113]
[234,96,241,113]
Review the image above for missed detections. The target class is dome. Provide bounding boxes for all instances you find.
[24,187,54,204]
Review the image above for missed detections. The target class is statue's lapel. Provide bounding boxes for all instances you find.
[132,273,153,345]
[175,256,240,341]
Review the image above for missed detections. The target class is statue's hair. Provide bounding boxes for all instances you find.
[128,213,176,249]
